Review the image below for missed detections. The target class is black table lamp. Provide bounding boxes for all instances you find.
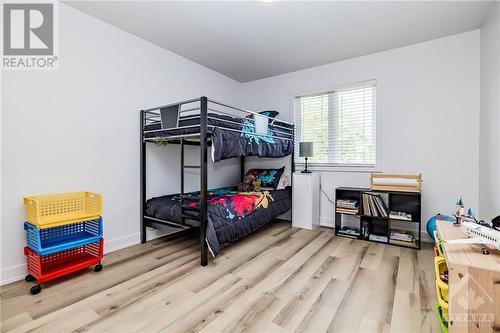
[299,142,313,173]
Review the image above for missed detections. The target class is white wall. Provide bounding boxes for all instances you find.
[479,3,500,223]
[0,4,241,284]
[241,31,481,232]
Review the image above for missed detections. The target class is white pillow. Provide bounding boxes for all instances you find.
[276,173,289,190]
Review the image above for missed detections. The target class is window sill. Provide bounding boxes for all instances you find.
[295,164,381,173]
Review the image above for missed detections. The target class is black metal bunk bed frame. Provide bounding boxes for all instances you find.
[140,96,295,266]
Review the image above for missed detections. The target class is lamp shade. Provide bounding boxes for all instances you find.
[299,142,313,157]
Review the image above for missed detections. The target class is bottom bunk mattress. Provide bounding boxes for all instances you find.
[145,187,291,256]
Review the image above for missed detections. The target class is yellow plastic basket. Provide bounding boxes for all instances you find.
[24,192,102,228]
[435,282,449,313]
[434,256,449,293]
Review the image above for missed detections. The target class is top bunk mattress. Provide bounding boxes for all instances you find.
[144,113,294,162]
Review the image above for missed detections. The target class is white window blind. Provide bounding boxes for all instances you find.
[294,81,377,167]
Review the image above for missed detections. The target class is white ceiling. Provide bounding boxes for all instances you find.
[67,1,493,82]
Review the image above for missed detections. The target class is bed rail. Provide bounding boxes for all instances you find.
[141,98,294,142]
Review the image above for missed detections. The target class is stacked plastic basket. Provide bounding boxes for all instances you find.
[23,192,104,295]
[433,238,448,333]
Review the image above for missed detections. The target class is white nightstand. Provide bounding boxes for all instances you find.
[292,172,320,230]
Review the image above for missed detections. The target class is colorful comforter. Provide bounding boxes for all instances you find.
[145,187,292,256]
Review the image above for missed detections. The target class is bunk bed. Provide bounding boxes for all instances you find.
[140,97,295,266]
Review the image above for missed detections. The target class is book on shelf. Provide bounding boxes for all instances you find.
[389,229,416,247]
[337,233,359,239]
[390,228,414,237]
[389,238,418,248]
[390,235,413,242]
[389,211,412,221]
[336,208,359,215]
[369,234,388,242]
[367,195,376,216]
[336,199,358,208]
[336,199,359,214]
[362,193,389,217]
[337,226,360,238]
[362,194,374,216]
[374,196,388,217]
[337,200,358,208]
[362,195,369,216]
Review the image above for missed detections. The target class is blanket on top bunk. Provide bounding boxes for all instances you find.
[144,113,294,162]
[145,187,292,256]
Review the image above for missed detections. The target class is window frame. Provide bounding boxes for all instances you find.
[291,79,382,172]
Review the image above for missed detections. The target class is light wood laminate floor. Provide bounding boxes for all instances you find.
[1,222,439,333]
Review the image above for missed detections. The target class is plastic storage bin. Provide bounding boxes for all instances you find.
[435,283,449,321]
[434,256,449,321]
[436,240,445,257]
[24,239,103,285]
[433,246,439,257]
[434,257,449,300]
[24,192,102,228]
[435,302,448,333]
[24,218,103,255]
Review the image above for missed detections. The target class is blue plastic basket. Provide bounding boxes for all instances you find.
[24,217,103,255]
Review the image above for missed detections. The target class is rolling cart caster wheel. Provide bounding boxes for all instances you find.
[30,285,42,295]
[94,264,103,272]
[25,274,36,282]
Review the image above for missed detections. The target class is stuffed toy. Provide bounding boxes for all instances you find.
[238,174,261,192]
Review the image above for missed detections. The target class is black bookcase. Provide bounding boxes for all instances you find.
[335,187,422,249]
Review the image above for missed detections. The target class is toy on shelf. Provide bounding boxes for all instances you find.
[23,192,104,295]
[452,198,484,226]
[453,197,465,225]
[433,197,500,255]
[453,198,475,224]
[493,215,500,231]
[446,221,500,254]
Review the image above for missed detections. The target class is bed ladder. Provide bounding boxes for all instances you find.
[180,138,202,225]
[179,97,209,267]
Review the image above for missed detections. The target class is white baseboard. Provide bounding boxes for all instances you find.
[420,232,433,243]
[0,263,28,286]
[320,216,335,228]
[104,233,140,254]
[0,227,180,286]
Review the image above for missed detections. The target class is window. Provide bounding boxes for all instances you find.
[294,80,377,168]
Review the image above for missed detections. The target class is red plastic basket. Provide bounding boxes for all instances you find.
[24,239,103,284]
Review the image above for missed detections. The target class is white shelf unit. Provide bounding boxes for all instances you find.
[292,172,320,230]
